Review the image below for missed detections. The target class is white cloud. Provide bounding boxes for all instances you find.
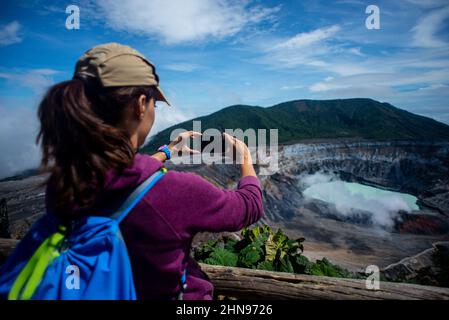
[304,42,449,101]
[151,105,194,135]
[280,85,303,91]
[348,47,363,56]
[0,69,58,94]
[143,102,196,147]
[0,21,22,46]
[417,83,449,92]
[272,25,340,50]
[412,6,449,48]
[256,25,372,75]
[95,0,280,44]
[162,63,200,72]
[325,63,371,76]
[0,105,41,179]
[309,68,449,93]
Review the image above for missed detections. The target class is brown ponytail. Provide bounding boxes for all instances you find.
[37,78,155,218]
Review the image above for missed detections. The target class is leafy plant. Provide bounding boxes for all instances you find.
[194,239,220,262]
[256,261,275,271]
[204,248,238,267]
[309,258,354,278]
[194,224,358,279]
[238,243,262,268]
[293,255,312,274]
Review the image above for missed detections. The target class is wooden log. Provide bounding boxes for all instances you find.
[200,263,449,300]
[1,238,448,299]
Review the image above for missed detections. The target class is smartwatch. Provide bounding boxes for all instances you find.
[157,144,171,160]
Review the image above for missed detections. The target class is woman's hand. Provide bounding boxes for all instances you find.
[223,133,256,177]
[222,132,253,165]
[168,131,202,156]
[151,131,201,162]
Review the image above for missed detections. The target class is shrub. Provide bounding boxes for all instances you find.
[194,225,358,279]
[204,248,238,267]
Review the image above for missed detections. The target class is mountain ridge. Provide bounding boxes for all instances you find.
[143,98,449,152]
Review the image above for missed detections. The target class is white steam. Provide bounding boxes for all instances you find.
[300,172,419,229]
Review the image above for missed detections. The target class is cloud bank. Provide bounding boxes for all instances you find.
[0,69,58,94]
[0,106,41,179]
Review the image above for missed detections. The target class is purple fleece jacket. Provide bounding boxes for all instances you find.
[45,153,264,300]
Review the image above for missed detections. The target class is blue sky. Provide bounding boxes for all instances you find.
[0,0,449,177]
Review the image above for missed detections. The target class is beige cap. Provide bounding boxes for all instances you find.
[74,42,170,106]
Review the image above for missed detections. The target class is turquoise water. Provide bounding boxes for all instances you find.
[304,181,419,212]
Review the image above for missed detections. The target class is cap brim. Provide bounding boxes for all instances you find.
[154,86,171,106]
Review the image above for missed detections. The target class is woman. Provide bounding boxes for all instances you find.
[38,43,263,299]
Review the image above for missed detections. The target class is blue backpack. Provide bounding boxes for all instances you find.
[0,168,169,300]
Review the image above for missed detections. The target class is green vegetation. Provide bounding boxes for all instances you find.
[143,98,449,152]
[194,225,359,279]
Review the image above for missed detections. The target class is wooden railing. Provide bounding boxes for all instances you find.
[1,238,449,300]
[200,263,449,300]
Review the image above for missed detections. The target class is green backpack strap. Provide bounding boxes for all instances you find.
[8,225,66,300]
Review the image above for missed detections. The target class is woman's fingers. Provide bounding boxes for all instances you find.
[181,131,201,139]
[171,131,200,146]
[190,149,201,155]
[189,131,202,138]
[169,135,182,146]
[223,132,236,146]
[182,146,201,155]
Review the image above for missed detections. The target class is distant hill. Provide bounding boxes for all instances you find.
[142,98,449,152]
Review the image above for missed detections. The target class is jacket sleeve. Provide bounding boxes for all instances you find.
[157,171,264,238]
